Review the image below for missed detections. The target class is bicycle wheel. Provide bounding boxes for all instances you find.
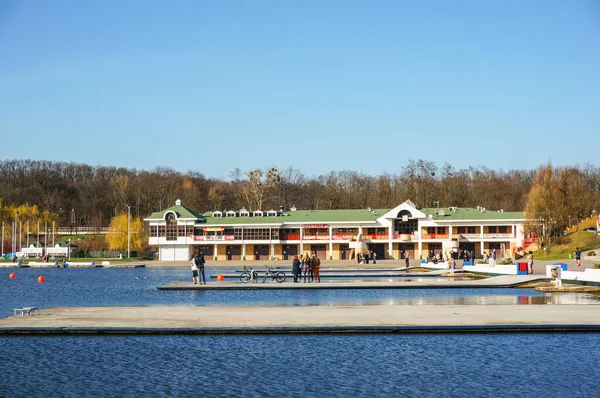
[240,272,251,283]
[275,272,286,283]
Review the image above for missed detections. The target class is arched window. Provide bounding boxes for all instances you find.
[166,212,178,241]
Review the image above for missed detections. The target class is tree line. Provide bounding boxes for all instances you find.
[0,159,598,237]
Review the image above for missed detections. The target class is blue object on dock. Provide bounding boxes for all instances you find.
[554,263,568,271]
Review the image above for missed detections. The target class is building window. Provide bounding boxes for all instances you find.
[244,228,271,240]
[488,226,497,233]
[467,226,477,234]
[437,227,446,234]
[427,227,436,234]
[394,219,417,234]
[166,213,177,241]
[457,227,466,234]
[499,226,508,233]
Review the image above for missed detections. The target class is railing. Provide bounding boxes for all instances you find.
[193,235,235,241]
[421,233,449,239]
[331,234,355,240]
[301,235,330,240]
[483,233,513,238]
[362,234,389,240]
[393,233,414,241]
[56,227,109,235]
[280,234,300,240]
[455,233,480,239]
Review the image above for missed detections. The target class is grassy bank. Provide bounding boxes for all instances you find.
[532,231,600,260]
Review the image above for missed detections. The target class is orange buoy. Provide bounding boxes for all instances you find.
[37,275,45,283]
[217,274,224,281]
[9,273,16,279]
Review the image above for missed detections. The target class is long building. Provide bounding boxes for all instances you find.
[145,199,527,262]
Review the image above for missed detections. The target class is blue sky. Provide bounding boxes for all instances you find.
[1,0,598,178]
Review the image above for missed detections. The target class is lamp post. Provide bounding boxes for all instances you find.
[68,239,71,261]
[127,205,131,259]
[14,211,18,254]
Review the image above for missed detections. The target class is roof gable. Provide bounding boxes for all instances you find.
[379,200,426,221]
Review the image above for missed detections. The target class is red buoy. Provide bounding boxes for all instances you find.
[9,273,16,279]
[37,275,45,283]
[217,274,224,281]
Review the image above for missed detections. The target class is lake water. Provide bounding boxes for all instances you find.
[1,267,599,316]
[1,334,598,397]
[1,267,599,397]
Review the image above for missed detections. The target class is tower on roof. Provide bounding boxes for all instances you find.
[175,199,182,206]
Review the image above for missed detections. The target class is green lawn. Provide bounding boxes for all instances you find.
[532,231,600,260]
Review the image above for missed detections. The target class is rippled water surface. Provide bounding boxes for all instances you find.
[1,333,599,397]
[1,267,599,317]
[1,267,600,397]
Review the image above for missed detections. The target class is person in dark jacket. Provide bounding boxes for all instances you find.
[292,255,301,283]
[197,253,206,284]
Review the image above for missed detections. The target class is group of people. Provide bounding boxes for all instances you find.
[292,252,321,283]
[190,253,206,284]
[356,251,376,264]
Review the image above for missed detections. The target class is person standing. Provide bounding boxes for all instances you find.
[575,247,582,268]
[372,252,377,264]
[311,254,321,283]
[470,250,475,265]
[365,252,370,265]
[190,254,199,284]
[197,253,206,284]
[405,251,410,268]
[357,252,362,265]
[302,252,311,283]
[292,255,301,283]
[527,251,534,274]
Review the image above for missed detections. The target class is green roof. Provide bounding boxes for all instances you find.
[145,205,525,224]
[201,209,386,225]
[419,207,525,221]
[145,204,206,220]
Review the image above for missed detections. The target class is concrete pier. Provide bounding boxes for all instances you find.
[0,304,599,334]
[158,275,548,290]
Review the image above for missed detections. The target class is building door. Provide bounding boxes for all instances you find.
[196,245,212,257]
[339,244,352,260]
[368,243,385,260]
[254,245,270,260]
[427,243,442,259]
[459,243,475,259]
[397,243,415,260]
[282,244,298,260]
[226,245,241,261]
[310,244,327,260]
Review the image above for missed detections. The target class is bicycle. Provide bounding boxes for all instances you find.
[261,266,286,283]
[240,265,259,283]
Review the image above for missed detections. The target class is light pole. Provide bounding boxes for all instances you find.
[68,238,71,261]
[127,205,131,259]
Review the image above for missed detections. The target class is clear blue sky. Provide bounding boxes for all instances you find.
[1,0,598,178]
